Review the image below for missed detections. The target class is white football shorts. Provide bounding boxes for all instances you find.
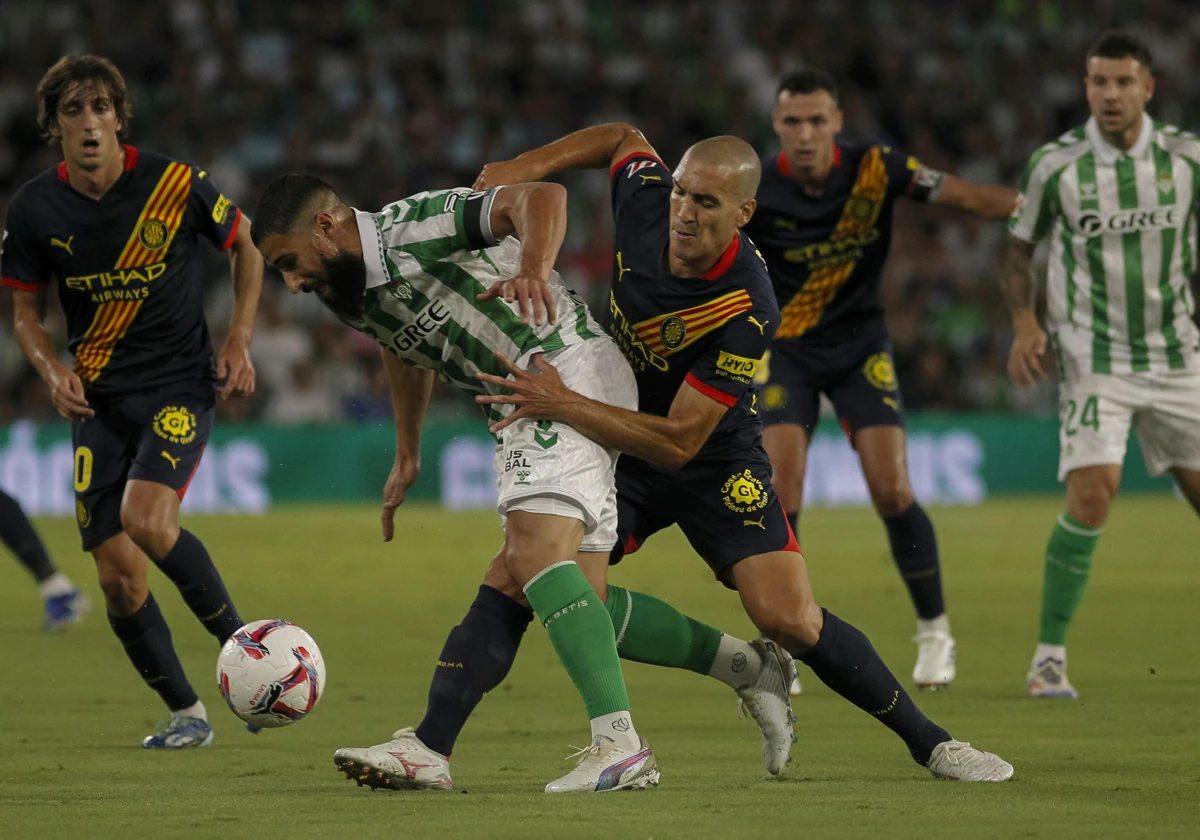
[495,336,637,552]
[1056,364,1200,481]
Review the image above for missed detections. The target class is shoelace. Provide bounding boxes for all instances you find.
[939,741,972,766]
[151,716,202,737]
[562,738,605,764]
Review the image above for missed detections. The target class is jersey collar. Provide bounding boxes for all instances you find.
[699,234,741,280]
[776,144,841,178]
[56,144,138,181]
[354,209,388,289]
[1086,113,1152,165]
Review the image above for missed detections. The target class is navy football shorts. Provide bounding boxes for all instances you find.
[610,447,799,588]
[758,329,905,438]
[71,386,213,551]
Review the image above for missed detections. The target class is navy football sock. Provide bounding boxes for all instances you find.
[108,592,199,712]
[415,585,534,756]
[0,489,56,582]
[798,609,951,765]
[152,529,243,643]
[882,503,945,620]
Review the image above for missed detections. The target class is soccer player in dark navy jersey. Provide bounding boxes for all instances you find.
[469,124,1013,782]
[744,70,1017,689]
[1,55,264,748]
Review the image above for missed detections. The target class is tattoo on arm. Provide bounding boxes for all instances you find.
[999,237,1038,313]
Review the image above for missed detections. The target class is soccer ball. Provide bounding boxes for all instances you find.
[216,619,326,728]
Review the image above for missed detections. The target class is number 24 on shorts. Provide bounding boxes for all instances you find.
[1063,395,1100,436]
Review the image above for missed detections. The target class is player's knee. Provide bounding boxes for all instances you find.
[771,463,804,508]
[759,603,823,652]
[95,563,146,615]
[869,481,913,518]
[120,504,179,558]
[1067,482,1115,528]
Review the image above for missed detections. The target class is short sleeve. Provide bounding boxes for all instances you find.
[684,314,774,408]
[378,188,501,254]
[1008,151,1061,244]
[610,152,672,219]
[1,194,51,291]
[880,145,945,204]
[188,166,243,251]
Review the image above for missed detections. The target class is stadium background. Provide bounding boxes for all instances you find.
[2,0,1195,513]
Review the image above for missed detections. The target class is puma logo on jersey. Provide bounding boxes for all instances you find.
[882,396,900,412]
[773,217,798,232]
[616,251,632,282]
[160,451,181,470]
[747,316,769,334]
[743,516,766,529]
[51,235,75,255]
[625,159,658,180]
[639,174,662,184]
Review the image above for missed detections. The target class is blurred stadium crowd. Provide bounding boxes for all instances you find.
[3,0,1197,424]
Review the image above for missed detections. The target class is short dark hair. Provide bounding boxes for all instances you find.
[37,54,132,144]
[251,174,342,248]
[1086,30,1153,73]
[776,69,839,105]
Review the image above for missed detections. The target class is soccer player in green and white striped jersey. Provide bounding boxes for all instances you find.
[1001,31,1200,699]
[249,175,795,792]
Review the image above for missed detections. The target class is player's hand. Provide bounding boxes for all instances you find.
[474,352,579,433]
[217,336,256,399]
[47,365,93,421]
[1008,317,1049,388]
[381,456,420,542]
[474,159,541,190]
[477,271,557,326]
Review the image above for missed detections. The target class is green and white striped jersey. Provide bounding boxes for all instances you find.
[347,187,606,422]
[1010,114,1200,374]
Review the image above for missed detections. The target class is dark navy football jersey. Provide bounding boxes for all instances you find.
[1,146,243,400]
[744,143,938,344]
[607,151,780,461]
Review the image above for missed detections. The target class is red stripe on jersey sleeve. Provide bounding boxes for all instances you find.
[684,372,738,407]
[220,208,243,251]
[610,151,668,180]
[2,276,46,292]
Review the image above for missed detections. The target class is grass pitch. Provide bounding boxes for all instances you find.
[1,497,1198,839]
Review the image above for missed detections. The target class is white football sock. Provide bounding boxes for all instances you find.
[1034,643,1067,666]
[38,573,76,599]
[173,700,208,721]
[591,711,639,752]
[917,614,951,636]
[708,634,763,688]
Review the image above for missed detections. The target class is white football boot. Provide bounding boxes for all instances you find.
[913,629,957,690]
[333,727,454,791]
[926,740,1014,781]
[735,638,797,774]
[1026,655,1079,699]
[544,735,659,793]
[789,674,803,696]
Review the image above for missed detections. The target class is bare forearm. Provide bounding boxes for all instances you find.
[509,184,567,281]
[557,397,694,468]
[228,240,264,343]
[974,184,1020,220]
[382,349,433,455]
[14,308,63,382]
[999,238,1039,325]
[506,123,642,180]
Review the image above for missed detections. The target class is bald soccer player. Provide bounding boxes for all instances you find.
[343,124,1013,787]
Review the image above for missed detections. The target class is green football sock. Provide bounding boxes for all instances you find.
[605,585,721,675]
[1038,514,1101,646]
[524,562,630,719]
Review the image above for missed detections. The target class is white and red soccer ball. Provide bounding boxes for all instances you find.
[216,619,326,728]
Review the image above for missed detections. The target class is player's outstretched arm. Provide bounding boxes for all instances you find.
[997,235,1047,387]
[474,123,659,189]
[380,348,435,542]
[933,175,1019,220]
[12,288,93,421]
[475,352,726,469]
[476,182,567,326]
[218,219,264,399]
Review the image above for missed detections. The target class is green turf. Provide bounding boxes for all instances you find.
[2,497,1198,839]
